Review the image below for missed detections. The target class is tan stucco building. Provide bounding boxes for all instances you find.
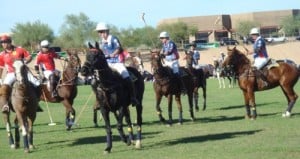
[157,9,300,42]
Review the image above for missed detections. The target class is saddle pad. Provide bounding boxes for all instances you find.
[267,59,279,69]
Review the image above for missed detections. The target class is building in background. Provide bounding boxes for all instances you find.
[158,9,300,43]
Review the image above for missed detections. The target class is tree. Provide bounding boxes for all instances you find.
[157,22,195,48]
[280,15,300,36]
[235,20,260,37]
[11,20,54,52]
[56,12,96,49]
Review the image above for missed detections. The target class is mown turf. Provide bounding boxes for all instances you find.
[0,78,300,159]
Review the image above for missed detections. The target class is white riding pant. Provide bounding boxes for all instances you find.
[43,70,55,90]
[163,60,180,74]
[108,62,129,79]
[3,72,40,87]
[254,57,268,70]
[192,64,201,69]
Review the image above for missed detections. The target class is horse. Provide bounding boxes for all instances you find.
[184,51,207,111]
[213,59,235,88]
[126,54,144,74]
[222,47,299,119]
[80,42,144,154]
[39,50,81,130]
[150,50,195,126]
[0,60,39,153]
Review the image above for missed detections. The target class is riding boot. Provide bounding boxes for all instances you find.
[124,77,140,107]
[175,73,187,94]
[34,85,43,112]
[49,75,58,98]
[253,67,268,87]
[0,84,11,113]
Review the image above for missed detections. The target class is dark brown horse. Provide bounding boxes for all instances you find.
[1,60,39,153]
[80,42,144,154]
[39,51,81,130]
[222,47,299,119]
[184,51,207,111]
[151,50,195,126]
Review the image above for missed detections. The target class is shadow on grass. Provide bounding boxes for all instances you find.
[69,130,163,146]
[144,129,262,150]
[199,115,244,123]
[216,101,280,110]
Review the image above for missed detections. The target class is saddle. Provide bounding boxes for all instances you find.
[251,59,279,88]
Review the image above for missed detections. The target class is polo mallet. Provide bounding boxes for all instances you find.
[74,91,94,127]
[42,90,56,126]
[141,12,157,48]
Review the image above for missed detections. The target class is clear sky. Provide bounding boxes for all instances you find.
[1,0,299,35]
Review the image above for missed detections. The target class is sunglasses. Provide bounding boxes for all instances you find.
[97,30,106,33]
[0,40,10,43]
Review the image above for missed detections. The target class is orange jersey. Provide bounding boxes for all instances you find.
[0,47,31,73]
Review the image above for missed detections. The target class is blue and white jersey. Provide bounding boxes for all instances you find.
[192,50,200,65]
[253,36,268,59]
[162,40,177,61]
[100,35,122,63]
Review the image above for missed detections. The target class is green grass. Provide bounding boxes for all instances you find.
[1,78,300,159]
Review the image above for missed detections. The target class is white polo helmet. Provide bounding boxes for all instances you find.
[250,28,260,35]
[96,22,109,31]
[40,40,50,47]
[159,31,170,38]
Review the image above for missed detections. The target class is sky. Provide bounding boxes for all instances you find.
[1,0,299,35]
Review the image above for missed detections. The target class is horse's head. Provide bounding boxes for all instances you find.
[66,50,81,73]
[223,46,250,73]
[80,42,108,77]
[13,60,28,85]
[150,49,164,70]
[184,50,194,67]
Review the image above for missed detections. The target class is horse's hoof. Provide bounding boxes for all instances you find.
[190,117,196,122]
[135,140,142,149]
[24,148,30,153]
[29,145,35,150]
[10,144,16,149]
[94,123,99,128]
[245,115,251,119]
[177,122,183,125]
[282,111,291,118]
[129,140,135,146]
[103,148,111,154]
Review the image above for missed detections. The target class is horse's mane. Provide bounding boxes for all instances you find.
[227,47,251,66]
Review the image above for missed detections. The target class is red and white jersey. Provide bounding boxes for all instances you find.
[0,47,31,73]
[35,50,59,71]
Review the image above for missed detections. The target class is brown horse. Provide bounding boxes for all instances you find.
[1,60,39,153]
[39,51,81,130]
[222,47,299,119]
[151,50,195,125]
[184,51,207,111]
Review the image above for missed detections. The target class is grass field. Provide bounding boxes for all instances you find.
[0,78,300,159]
